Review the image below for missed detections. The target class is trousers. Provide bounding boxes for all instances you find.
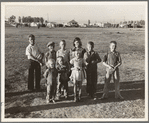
[28,59,41,90]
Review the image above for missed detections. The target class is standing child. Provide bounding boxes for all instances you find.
[26,34,43,91]
[45,42,56,67]
[70,37,86,59]
[56,40,70,67]
[56,40,70,79]
[101,41,124,100]
[56,56,69,99]
[43,59,58,104]
[84,41,101,99]
[70,50,86,102]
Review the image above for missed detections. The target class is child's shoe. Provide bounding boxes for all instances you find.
[52,99,56,104]
[100,93,108,100]
[74,96,77,102]
[46,99,49,104]
[115,95,124,100]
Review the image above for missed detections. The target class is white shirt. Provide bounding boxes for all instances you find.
[26,43,41,61]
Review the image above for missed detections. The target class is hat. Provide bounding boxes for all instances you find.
[47,42,55,47]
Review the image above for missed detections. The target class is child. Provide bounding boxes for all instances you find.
[56,56,69,99]
[70,50,86,102]
[84,41,101,99]
[26,34,43,91]
[101,41,124,100]
[45,42,56,67]
[70,37,86,59]
[56,40,70,67]
[43,59,58,104]
[56,40,71,78]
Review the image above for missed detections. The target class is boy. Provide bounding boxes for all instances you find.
[101,41,124,100]
[56,56,69,99]
[45,42,56,67]
[44,59,58,104]
[84,41,101,100]
[26,34,43,91]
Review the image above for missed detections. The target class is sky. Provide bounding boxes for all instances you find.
[3,2,147,24]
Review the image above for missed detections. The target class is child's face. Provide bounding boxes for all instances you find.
[75,51,81,58]
[87,44,93,52]
[29,37,35,45]
[110,43,116,52]
[59,58,63,65]
[60,41,65,49]
[49,61,55,68]
[48,45,54,52]
[74,41,80,48]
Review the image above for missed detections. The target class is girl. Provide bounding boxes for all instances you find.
[43,59,58,104]
[70,37,86,59]
[56,56,69,99]
[70,50,86,102]
[84,41,101,100]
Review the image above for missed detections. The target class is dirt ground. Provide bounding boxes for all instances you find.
[4,27,145,118]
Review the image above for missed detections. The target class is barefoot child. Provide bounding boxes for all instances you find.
[56,56,69,99]
[101,41,124,100]
[43,59,58,104]
[26,34,43,91]
[84,41,101,99]
[70,50,86,102]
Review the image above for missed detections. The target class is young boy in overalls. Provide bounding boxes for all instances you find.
[101,41,124,100]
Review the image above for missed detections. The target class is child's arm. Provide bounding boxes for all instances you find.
[103,54,113,69]
[114,53,122,70]
[43,69,49,78]
[92,52,102,64]
[84,52,90,65]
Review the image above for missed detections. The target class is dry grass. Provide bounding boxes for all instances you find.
[5,27,145,118]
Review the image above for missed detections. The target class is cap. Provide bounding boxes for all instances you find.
[47,42,55,47]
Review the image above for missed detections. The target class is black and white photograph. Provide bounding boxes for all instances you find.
[1,2,148,121]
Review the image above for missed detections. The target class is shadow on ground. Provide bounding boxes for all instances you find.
[5,80,145,114]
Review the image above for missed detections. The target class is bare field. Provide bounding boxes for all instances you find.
[4,27,145,118]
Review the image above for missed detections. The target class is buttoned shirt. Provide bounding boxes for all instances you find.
[103,51,121,67]
[26,43,42,61]
[56,49,70,63]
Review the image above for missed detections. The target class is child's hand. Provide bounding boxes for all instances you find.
[91,60,96,64]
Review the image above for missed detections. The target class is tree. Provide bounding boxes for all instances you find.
[18,16,21,23]
[9,15,16,23]
[40,17,44,24]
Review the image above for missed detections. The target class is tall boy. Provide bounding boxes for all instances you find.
[101,41,124,100]
[26,34,43,91]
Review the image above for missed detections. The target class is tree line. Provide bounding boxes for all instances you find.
[9,15,44,24]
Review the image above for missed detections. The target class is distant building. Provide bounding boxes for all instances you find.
[67,20,79,27]
[103,22,111,28]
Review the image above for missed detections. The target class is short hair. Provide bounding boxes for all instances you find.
[73,37,82,47]
[87,41,94,48]
[28,34,35,41]
[56,56,64,64]
[47,58,55,64]
[110,41,117,45]
[60,40,66,46]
